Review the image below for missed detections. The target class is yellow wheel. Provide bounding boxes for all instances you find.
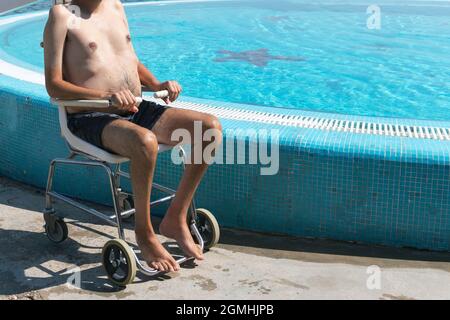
[194,208,220,249]
[102,239,137,286]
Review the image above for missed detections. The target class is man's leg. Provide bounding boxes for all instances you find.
[151,108,223,259]
[101,119,180,272]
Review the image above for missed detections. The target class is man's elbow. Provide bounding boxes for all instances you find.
[45,80,61,99]
[45,83,57,98]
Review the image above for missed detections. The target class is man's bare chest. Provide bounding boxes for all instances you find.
[65,17,131,55]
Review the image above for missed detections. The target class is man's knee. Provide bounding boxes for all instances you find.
[203,115,222,141]
[202,115,223,154]
[131,130,158,161]
[204,115,222,132]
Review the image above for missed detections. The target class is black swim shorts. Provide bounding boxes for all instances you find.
[67,100,168,152]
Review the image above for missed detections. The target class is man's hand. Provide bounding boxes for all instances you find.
[157,81,182,104]
[109,89,139,113]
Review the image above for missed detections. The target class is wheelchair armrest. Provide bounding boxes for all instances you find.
[51,98,115,108]
[51,90,169,108]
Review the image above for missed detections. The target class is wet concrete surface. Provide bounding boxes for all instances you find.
[0,177,449,300]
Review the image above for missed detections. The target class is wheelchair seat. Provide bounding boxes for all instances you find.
[53,98,173,163]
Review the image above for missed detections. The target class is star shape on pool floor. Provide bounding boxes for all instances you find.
[214,48,305,67]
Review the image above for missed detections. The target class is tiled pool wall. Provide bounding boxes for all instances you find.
[1,75,449,251]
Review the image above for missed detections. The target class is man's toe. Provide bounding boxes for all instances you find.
[171,260,180,271]
[163,261,172,272]
[196,248,205,260]
[151,262,161,271]
[166,262,175,272]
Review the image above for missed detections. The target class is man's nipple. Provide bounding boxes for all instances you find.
[88,42,98,50]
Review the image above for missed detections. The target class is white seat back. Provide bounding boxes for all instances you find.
[55,100,129,163]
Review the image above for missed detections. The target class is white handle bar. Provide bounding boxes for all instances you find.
[51,90,170,108]
[153,90,169,99]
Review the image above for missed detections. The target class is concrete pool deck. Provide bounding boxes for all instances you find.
[0,177,449,300]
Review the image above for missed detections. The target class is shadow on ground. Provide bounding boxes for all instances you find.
[0,227,194,297]
[0,228,113,296]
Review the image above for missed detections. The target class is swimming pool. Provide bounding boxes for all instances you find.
[0,0,449,251]
[2,0,450,119]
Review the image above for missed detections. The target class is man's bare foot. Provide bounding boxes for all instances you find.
[136,233,180,272]
[159,216,204,260]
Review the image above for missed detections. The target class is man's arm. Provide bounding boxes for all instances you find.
[43,5,108,100]
[138,62,182,104]
[138,61,162,92]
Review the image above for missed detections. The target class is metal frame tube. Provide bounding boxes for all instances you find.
[48,191,117,226]
[106,165,126,239]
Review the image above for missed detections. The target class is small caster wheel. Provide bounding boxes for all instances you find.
[44,216,68,243]
[120,195,135,221]
[193,208,220,249]
[102,239,137,287]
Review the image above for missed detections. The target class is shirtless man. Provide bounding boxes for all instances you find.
[43,0,222,272]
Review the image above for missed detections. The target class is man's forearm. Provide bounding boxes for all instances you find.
[137,62,162,91]
[46,78,108,100]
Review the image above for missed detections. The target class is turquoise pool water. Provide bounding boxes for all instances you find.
[0,0,449,120]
